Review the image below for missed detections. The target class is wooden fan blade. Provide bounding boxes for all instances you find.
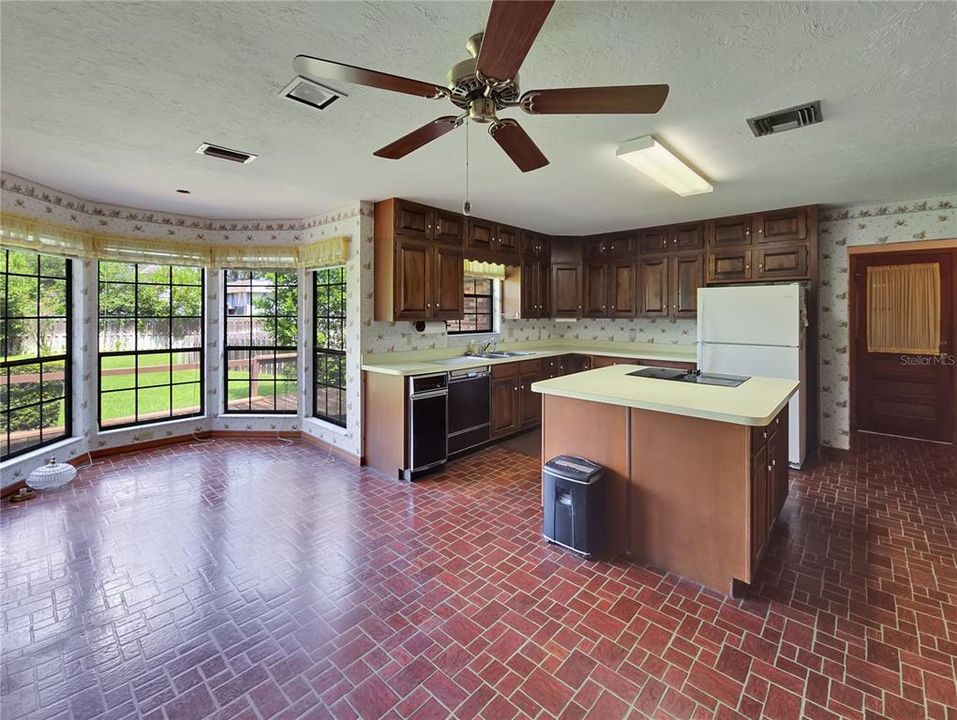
[374,116,462,159]
[476,0,554,84]
[520,85,670,114]
[488,119,548,173]
[293,55,448,99]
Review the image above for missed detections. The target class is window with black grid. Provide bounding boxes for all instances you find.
[446,277,495,334]
[224,270,298,414]
[1,249,72,459]
[313,267,346,427]
[97,262,204,429]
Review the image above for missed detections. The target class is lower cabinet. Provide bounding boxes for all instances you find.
[491,359,544,438]
[749,408,789,568]
[590,355,639,369]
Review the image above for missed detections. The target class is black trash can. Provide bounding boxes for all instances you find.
[542,455,603,557]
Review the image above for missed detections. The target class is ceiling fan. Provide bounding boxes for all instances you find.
[292,0,669,173]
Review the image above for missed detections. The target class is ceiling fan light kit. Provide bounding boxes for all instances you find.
[616,136,713,197]
[292,0,669,173]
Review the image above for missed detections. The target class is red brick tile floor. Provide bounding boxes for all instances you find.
[1,434,954,719]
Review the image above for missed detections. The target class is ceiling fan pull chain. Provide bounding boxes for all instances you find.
[463,118,471,216]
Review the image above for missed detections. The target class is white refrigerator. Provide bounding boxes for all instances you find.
[697,284,807,468]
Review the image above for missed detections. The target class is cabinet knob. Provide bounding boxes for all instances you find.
[513,386,518,392]
[763,430,767,438]
[772,459,776,466]
[611,305,615,310]
[758,264,764,270]
[758,227,763,234]
[746,264,751,270]
[745,228,751,236]
[427,303,431,308]
[767,465,773,473]
[672,238,677,245]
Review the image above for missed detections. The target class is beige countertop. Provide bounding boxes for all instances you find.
[361,342,697,376]
[531,364,797,426]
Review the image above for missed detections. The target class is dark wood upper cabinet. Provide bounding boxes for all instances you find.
[519,259,550,318]
[432,209,465,244]
[708,249,753,283]
[583,262,608,317]
[607,234,635,257]
[639,257,668,317]
[710,215,752,247]
[393,237,432,319]
[432,245,464,319]
[497,224,520,256]
[671,254,704,318]
[640,228,669,254]
[393,199,431,239]
[671,223,705,251]
[609,261,637,317]
[466,217,495,253]
[552,262,582,318]
[754,207,807,243]
[755,245,808,280]
[523,231,550,258]
[584,236,608,259]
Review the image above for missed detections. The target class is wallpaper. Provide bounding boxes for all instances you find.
[818,195,957,449]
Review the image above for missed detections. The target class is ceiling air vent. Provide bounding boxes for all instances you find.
[281,76,344,111]
[195,143,258,164]
[747,101,822,138]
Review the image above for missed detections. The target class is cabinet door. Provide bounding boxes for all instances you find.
[671,254,703,318]
[394,200,431,239]
[591,356,638,368]
[671,223,705,251]
[466,217,495,254]
[639,257,668,317]
[552,263,581,318]
[639,228,669,254]
[585,237,609,259]
[755,245,809,280]
[520,371,542,427]
[754,207,807,243]
[770,412,789,517]
[496,224,520,256]
[432,209,465,244]
[707,249,752,283]
[710,216,752,247]
[520,259,542,318]
[394,238,432,319]
[433,245,464,319]
[491,379,519,437]
[537,261,551,317]
[583,262,608,317]
[609,261,637,317]
[750,443,770,565]
[607,234,635,257]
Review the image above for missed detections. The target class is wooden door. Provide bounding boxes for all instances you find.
[851,250,955,443]
[552,263,581,318]
[710,216,752,247]
[432,209,465,244]
[639,257,668,317]
[750,443,770,565]
[491,378,519,437]
[520,371,542,427]
[432,245,464,320]
[754,207,807,243]
[755,245,809,280]
[671,223,705,251]
[393,200,431,239]
[466,217,495,254]
[707,249,752,283]
[536,261,551,317]
[394,237,432,319]
[640,228,669,254]
[583,262,608,317]
[609,261,637,317]
[496,224,520,256]
[671,254,703,318]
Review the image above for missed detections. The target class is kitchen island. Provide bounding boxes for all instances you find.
[531,365,798,594]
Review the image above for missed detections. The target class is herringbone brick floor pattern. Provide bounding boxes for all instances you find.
[1,434,955,719]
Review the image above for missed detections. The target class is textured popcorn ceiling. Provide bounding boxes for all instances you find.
[1,1,955,231]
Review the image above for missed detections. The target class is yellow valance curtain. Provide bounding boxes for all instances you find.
[463,259,507,281]
[866,262,941,354]
[0,213,350,269]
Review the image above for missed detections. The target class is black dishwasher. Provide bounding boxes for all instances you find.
[448,367,491,455]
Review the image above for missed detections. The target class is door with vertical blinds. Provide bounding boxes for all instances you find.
[851,250,955,443]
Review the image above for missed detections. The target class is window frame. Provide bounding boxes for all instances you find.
[1,251,73,460]
[97,262,205,431]
[222,270,298,415]
[313,267,347,428]
[446,276,496,335]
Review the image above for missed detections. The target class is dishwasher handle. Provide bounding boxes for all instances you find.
[410,388,449,400]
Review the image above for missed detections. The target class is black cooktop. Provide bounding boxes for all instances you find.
[628,367,750,387]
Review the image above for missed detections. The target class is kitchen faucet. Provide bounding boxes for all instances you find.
[482,339,496,355]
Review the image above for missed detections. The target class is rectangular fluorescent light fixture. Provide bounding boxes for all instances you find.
[281,76,344,111]
[616,136,713,196]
